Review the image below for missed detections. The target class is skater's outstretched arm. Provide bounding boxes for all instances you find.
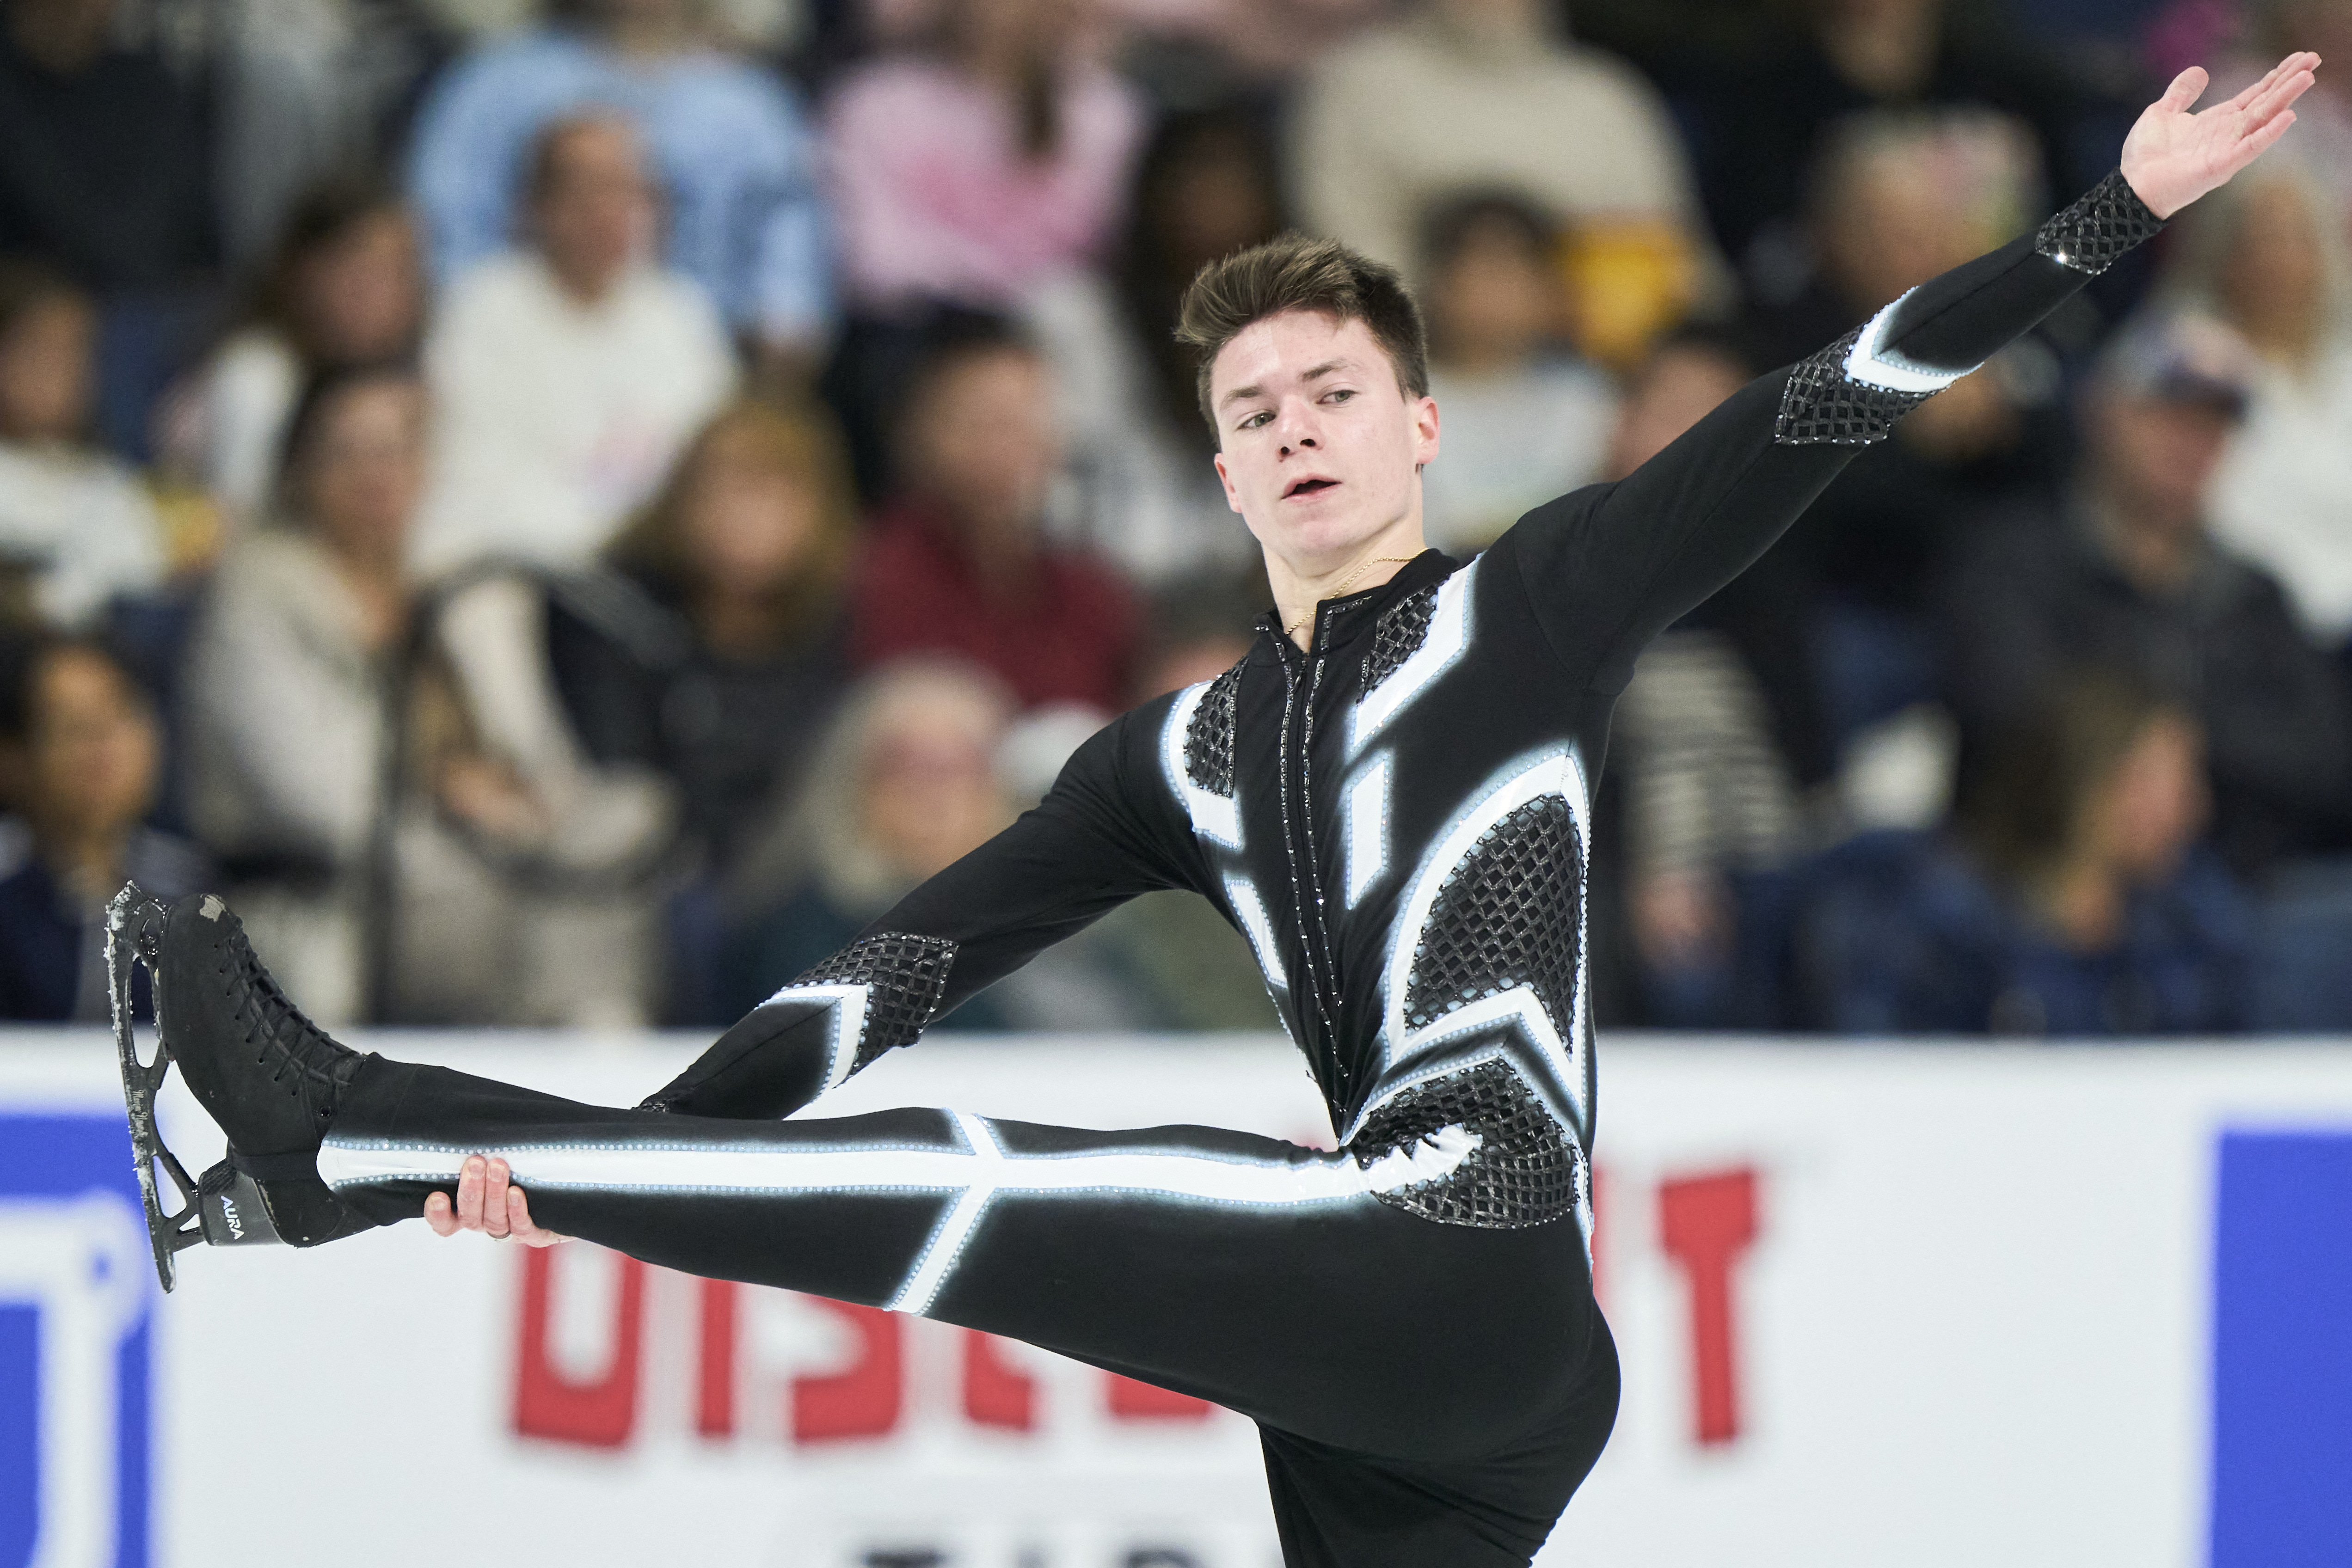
[644,707,1207,1120]
[1490,52,2319,696]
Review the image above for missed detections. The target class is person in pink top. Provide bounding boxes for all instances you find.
[825,0,1147,311]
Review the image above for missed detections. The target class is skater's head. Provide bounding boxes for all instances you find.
[277,361,428,567]
[1179,235,1438,571]
[0,635,160,882]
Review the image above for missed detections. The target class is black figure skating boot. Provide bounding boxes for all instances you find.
[109,882,375,1290]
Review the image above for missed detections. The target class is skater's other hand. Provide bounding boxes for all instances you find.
[424,1155,568,1246]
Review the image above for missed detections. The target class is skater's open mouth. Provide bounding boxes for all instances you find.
[1283,476,1339,500]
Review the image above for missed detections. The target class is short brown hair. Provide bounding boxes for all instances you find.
[1174,233,1428,435]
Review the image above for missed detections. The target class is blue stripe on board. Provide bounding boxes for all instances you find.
[2210,1131,2352,1568]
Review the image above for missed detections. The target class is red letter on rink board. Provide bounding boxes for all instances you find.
[697,1279,738,1437]
[1657,1167,1760,1446]
[513,1244,647,1447]
[1107,1373,1213,1421]
[963,1332,1037,1429]
[792,1301,903,1442]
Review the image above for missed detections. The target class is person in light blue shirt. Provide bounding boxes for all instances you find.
[407,0,830,363]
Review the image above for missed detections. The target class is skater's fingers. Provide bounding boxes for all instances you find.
[483,1158,513,1238]
[508,1185,567,1248]
[424,1190,459,1237]
[455,1155,487,1231]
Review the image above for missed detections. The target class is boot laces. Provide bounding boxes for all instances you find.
[216,934,353,1125]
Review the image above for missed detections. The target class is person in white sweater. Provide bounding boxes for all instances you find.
[186,362,678,1026]
[413,112,737,575]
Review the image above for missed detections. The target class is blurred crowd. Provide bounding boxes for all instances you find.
[1,0,2350,1036]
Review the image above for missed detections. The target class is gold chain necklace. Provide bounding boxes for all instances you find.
[1281,556,1420,638]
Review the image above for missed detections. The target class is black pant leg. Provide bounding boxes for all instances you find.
[324,1055,1612,1557]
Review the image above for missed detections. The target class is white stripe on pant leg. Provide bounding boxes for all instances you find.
[887,1111,1004,1316]
[318,1121,1480,1312]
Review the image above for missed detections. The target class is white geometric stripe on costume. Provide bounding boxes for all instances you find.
[1350,562,1475,757]
[1355,743,1593,1147]
[316,1117,1477,1316]
[1842,289,1981,395]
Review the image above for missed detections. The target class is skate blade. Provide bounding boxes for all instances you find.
[109,881,209,1291]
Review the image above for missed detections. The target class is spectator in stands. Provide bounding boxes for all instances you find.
[1748,110,2068,751]
[2210,2,2352,224]
[1416,192,1616,554]
[826,0,1147,312]
[407,0,831,368]
[718,658,1021,1024]
[0,635,212,1021]
[553,398,856,870]
[189,361,679,1026]
[1797,669,2250,1035]
[851,317,1138,712]
[1683,0,2117,276]
[1603,332,1809,1025]
[0,263,166,626]
[1026,109,1284,584]
[2162,163,2352,651]
[0,0,214,294]
[0,0,219,456]
[1937,311,2352,882]
[164,175,426,532]
[184,364,425,1023]
[414,114,737,575]
[1290,0,1716,308]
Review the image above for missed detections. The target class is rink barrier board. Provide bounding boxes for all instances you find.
[3,1031,2352,1568]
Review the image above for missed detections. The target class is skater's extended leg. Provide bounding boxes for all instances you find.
[323,1052,1598,1464]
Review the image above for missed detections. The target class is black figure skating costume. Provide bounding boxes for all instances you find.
[118,175,2164,1566]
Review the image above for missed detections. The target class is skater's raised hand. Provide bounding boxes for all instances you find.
[2122,51,2321,219]
[424,1155,568,1246]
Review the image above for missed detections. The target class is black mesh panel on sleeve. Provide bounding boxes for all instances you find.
[2033,168,2166,276]
[1361,584,1438,695]
[1772,326,1939,446]
[1183,660,1244,796]
[792,932,958,1071]
[1353,1059,1582,1228]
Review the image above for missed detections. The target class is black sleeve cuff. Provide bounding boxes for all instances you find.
[2032,168,2168,276]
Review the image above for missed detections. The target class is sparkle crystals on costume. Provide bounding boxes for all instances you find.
[1361,583,1437,694]
[2033,168,2166,276]
[789,932,956,1072]
[1184,659,1244,795]
[1354,1060,1583,1229]
[1773,324,1941,446]
[1402,796,1583,1037]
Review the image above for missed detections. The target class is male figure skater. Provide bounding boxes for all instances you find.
[112,55,2316,1568]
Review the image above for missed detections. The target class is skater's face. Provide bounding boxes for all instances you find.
[1210,310,1439,571]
